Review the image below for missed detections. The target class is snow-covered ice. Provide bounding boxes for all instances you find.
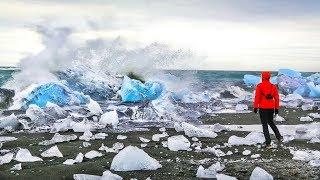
[167,135,190,151]
[41,145,63,157]
[15,148,43,162]
[110,146,162,171]
[249,167,273,180]
[290,149,320,167]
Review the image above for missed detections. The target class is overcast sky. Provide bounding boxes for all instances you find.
[1,0,320,71]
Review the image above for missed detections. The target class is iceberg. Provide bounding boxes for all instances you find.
[22,82,88,109]
[110,146,162,171]
[119,76,164,102]
[167,135,191,151]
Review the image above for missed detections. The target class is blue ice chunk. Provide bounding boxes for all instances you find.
[307,82,320,98]
[243,75,277,86]
[293,86,310,97]
[243,75,260,86]
[23,82,88,109]
[278,69,301,78]
[119,76,164,102]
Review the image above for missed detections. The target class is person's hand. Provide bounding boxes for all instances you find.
[275,109,279,115]
[254,108,258,113]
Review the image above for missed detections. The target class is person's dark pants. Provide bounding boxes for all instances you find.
[259,108,282,145]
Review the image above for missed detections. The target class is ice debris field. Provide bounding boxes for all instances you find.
[0,67,320,179]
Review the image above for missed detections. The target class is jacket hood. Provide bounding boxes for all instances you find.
[261,71,271,81]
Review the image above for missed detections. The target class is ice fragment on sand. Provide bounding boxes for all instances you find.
[63,153,84,165]
[181,122,217,138]
[274,115,285,122]
[0,136,17,143]
[110,146,162,171]
[196,165,217,179]
[228,132,265,146]
[249,167,273,180]
[152,132,168,141]
[41,145,63,157]
[15,148,43,162]
[216,173,238,180]
[299,116,313,122]
[39,133,77,145]
[0,153,14,165]
[139,137,150,143]
[85,150,103,159]
[242,150,251,156]
[10,163,22,171]
[117,135,127,140]
[73,170,123,180]
[167,135,190,151]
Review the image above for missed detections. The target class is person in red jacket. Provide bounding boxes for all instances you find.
[253,71,282,148]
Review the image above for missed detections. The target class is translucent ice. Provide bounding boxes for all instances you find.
[100,110,119,127]
[39,133,77,145]
[15,148,43,162]
[250,167,273,180]
[119,76,164,103]
[41,145,63,158]
[110,146,162,171]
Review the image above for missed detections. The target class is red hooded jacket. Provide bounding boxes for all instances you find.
[253,72,280,109]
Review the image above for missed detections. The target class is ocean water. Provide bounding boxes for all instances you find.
[0,68,315,89]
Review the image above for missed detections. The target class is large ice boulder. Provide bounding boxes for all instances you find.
[110,146,162,171]
[181,122,217,138]
[278,69,302,78]
[119,76,164,103]
[22,82,88,109]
